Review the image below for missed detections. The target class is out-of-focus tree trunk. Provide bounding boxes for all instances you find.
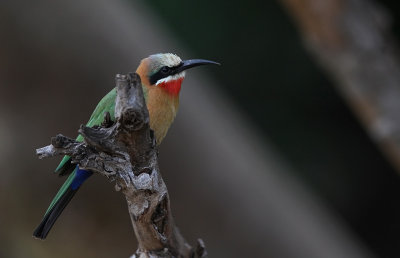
[280,0,400,172]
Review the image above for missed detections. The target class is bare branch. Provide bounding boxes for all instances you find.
[36,73,206,257]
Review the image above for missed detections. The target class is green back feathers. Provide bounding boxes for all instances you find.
[86,88,117,127]
[55,88,117,173]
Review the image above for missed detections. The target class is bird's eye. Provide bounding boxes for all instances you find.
[160,66,170,74]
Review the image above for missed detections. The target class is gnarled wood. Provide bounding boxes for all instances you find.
[36,73,206,258]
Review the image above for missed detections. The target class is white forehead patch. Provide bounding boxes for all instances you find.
[162,53,182,67]
[156,71,186,85]
[150,53,182,68]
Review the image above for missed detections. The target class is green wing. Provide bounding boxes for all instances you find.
[55,88,117,174]
[85,88,117,127]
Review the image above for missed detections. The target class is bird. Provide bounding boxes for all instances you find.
[33,53,219,239]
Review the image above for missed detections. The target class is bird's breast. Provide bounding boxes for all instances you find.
[146,88,179,145]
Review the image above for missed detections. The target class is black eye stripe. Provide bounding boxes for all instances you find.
[161,66,170,74]
[149,63,183,85]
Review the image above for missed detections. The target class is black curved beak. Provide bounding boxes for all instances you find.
[175,59,220,73]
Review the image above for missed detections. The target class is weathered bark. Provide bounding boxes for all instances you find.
[36,73,206,258]
[280,0,400,172]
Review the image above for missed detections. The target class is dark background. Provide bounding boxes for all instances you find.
[148,0,400,256]
[1,0,400,257]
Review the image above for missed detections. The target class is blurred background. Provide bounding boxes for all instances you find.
[1,0,400,257]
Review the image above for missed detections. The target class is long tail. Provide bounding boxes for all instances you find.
[33,167,92,239]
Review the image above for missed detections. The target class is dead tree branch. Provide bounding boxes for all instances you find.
[36,73,206,258]
[280,0,400,172]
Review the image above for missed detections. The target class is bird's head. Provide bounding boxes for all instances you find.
[136,53,219,97]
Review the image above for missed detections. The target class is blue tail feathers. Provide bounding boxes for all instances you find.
[71,168,93,190]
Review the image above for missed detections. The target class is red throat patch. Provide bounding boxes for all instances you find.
[158,78,183,96]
